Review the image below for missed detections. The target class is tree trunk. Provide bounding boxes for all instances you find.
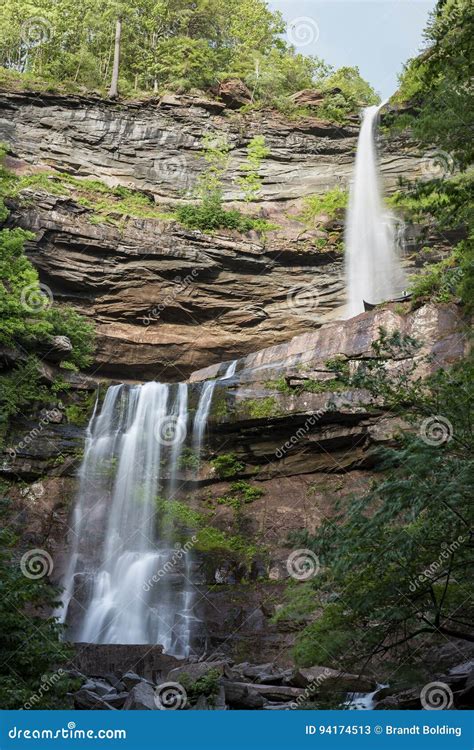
[108,18,122,99]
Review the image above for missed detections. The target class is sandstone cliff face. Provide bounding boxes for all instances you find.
[0,91,425,201]
[0,90,429,379]
[7,191,344,380]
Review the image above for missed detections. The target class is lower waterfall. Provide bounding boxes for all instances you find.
[59,362,238,656]
[345,101,405,317]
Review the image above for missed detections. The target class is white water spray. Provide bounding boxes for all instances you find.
[345,101,405,317]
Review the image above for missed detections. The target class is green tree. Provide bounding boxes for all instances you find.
[0,523,73,709]
[395,0,474,169]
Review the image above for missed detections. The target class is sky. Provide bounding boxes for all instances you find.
[268,0,437,99]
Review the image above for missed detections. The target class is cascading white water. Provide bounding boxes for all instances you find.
[192,360,237,453]
[59,362,239,655]
[59,383,195,655]
[345,101,405,317]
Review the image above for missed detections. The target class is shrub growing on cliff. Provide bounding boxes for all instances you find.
[176,132,273,233]
[299,187,348,225]
[237,136,270,202]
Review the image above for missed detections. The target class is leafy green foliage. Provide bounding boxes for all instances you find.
[156,498,257,563]
[298,187,348,225]
[177,447,201,471]
[0,358,50,443]
[175,200,271,233]
[317,66,380,122]
[0,522,73,709]
[409,248,466,305]
[0,227,94,368]
[388,174,473,311]
[179,668,221,704]
[175,133,272,233]
[0,149,94,447]
[0,152,95,369]
[7,168,165,225]
[388,173,474,230]
[237,136,270,202]
[0,0,378,118]
[211,453,244,479]
[394,0,474,169]
[242,396,282,418]
[280,332,474,669]
[215,481,264,509]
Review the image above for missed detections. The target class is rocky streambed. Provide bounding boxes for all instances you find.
[66,644,474,711]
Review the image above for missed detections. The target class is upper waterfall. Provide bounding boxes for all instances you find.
[344,101,405,317]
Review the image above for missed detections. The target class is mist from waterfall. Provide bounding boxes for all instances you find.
[345,101,405,318]
[59,365,236,656]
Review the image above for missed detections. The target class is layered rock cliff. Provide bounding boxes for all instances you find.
[0,91,429,379]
